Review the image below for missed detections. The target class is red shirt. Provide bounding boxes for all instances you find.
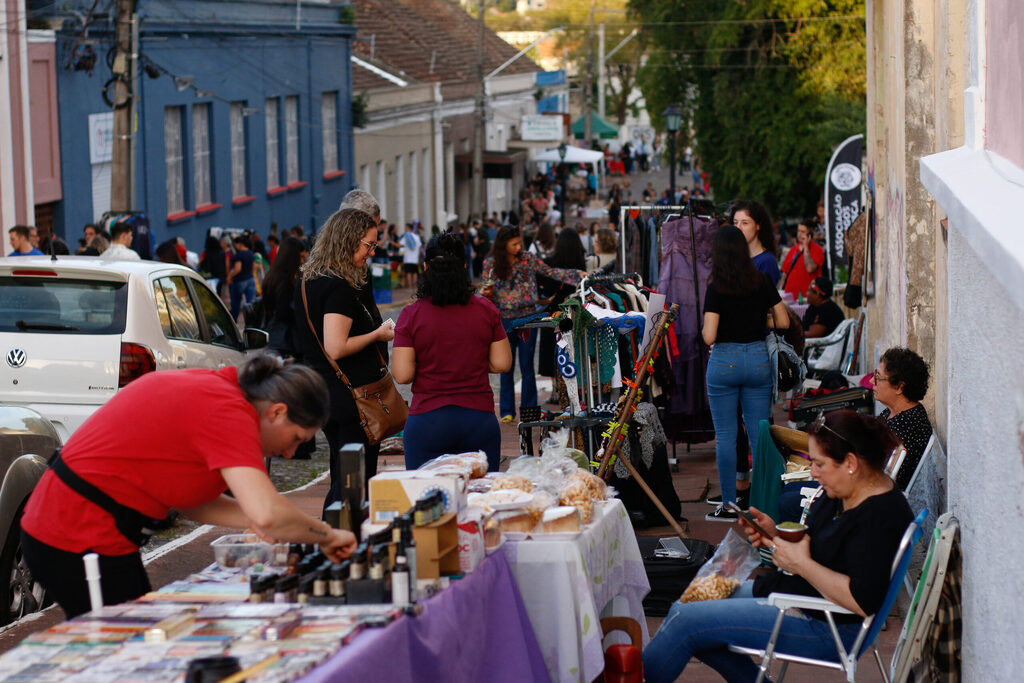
[781,241,825,298]
[21,367,264,555]
[393,296,506,415]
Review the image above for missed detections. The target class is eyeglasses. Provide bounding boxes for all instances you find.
[811,412,854,450]
[359,239,377,252]
[872,370,890,384]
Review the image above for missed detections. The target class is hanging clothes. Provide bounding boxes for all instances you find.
[659,213,718,443]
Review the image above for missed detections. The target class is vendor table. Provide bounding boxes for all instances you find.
[298,550,550,683]
[501,498,650,683]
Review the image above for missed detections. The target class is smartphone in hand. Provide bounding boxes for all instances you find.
[725,502,776,539]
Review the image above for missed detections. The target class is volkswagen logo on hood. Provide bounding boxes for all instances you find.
[6,348,27,369]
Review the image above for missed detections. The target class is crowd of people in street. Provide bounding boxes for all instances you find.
[4,154,936,681]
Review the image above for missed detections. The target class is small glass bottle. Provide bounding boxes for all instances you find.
[391,553,410,608]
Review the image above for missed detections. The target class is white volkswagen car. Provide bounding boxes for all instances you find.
[0,255,267,441]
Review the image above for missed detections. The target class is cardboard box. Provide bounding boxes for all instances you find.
[368,471,466,524]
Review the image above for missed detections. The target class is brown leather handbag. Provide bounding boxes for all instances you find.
[301,279,407,445]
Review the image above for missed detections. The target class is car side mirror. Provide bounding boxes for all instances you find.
[242,328,269,350]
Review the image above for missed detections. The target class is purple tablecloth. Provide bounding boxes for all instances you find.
[297,551,551,683]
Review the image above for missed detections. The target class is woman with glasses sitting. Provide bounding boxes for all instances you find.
[481,226,585,423]
[779,346,933,522]
[643,410,914,683]
[871,347,932,489]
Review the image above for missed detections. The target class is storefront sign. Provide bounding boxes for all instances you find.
[88,112,114,165]
[521,114,563,141]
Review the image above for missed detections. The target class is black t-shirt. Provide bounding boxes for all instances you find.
[802,300,845,337]
[753,486,913,622]
[881,404,932,490]
[294,275,388,387]
[231,250,255,282]
[703,273,781,343]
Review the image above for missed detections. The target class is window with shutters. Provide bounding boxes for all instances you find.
[285,95,299,183]
[164,106,185,213]
[229,102,248,198]
[265,97,280,189]
[321,92,338,173]
[192,103,212,206]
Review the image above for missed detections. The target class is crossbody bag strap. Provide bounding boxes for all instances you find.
[355,295,390,374]
[301,278,354,389]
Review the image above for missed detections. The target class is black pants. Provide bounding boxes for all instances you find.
[324,380,380,515]
[21,530,150,620]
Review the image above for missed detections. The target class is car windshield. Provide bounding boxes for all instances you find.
[0,277,128,334]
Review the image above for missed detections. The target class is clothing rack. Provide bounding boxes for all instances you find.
[576,272,644,418]
[619,202,722,454]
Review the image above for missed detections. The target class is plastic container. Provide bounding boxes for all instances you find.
[211,533,289,569]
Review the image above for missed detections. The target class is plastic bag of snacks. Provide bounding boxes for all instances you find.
[558,480,595,524]
[679,529,760,603]
[566,469,609,501]
[525,489,558,528]
[540,428,590,470]
[418,451,488,479]
[491,474,534,493]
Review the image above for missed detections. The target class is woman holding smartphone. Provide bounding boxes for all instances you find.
[642,411,914,682]
[702,226,789,522]
[294,208,394,510]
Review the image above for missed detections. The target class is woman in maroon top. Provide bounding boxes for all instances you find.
[392,234,512,470]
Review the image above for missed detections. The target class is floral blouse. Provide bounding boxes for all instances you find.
[482,253,581,319]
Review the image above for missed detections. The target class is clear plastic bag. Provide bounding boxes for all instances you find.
[679,529,760,603]
[418,451,488,479]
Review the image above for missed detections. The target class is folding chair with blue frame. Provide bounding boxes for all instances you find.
[728,508,929,683]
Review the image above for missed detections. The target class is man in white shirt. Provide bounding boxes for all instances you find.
[401,223,422,289]
[101,223,141,261]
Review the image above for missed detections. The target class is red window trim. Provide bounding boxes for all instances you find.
[167,210,196,223]
[195,202,222,215]
[323,169,346,180]
[232,195,256,206]
[267,186,288,197]
[286,180,309,191]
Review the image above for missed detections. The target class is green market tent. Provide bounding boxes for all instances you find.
[571,112,619,140]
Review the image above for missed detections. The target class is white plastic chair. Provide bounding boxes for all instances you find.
[804,318,856,375]
[729,508,929,683]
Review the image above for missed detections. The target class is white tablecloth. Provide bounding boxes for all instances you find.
[500,499,650,683]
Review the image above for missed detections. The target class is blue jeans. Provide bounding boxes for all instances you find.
[642,581,861,683]
[403,405,502,472]
[706,342,772,505]
[230,278,255,319]
[499,327,538,418]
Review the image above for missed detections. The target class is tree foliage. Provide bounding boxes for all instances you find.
[630,0,865,216]
[486,0,644,125]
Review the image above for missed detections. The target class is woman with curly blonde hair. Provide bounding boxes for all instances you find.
[294,208,394,510]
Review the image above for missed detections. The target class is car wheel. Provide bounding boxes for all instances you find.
[0,507,49,626]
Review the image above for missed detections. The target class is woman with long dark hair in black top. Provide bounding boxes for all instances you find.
[702,226,789,521]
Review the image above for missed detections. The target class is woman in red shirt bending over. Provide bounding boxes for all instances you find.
[20,354,357,619]
[780,219,825,298]
[392,234,512,470]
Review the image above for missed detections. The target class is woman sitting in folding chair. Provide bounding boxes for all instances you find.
[643,410,914,683]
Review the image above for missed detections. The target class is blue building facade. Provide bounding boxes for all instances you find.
[39,0,355,250]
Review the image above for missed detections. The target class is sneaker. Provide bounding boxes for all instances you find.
[706,491,750,508]
[500,414,515,424]
[705,505,738,523]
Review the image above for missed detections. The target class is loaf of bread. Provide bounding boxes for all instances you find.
[540,506,580,533]
[496,509,535,534]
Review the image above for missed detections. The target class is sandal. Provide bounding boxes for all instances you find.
[500,414,515,424]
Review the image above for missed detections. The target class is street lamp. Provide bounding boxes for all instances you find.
[557,141,568,220]
[663,103,682,203]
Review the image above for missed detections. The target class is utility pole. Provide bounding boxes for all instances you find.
[597,23,605,119]
[583,0,594,146]
[470,0,486,222]
[110,0,136,213]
